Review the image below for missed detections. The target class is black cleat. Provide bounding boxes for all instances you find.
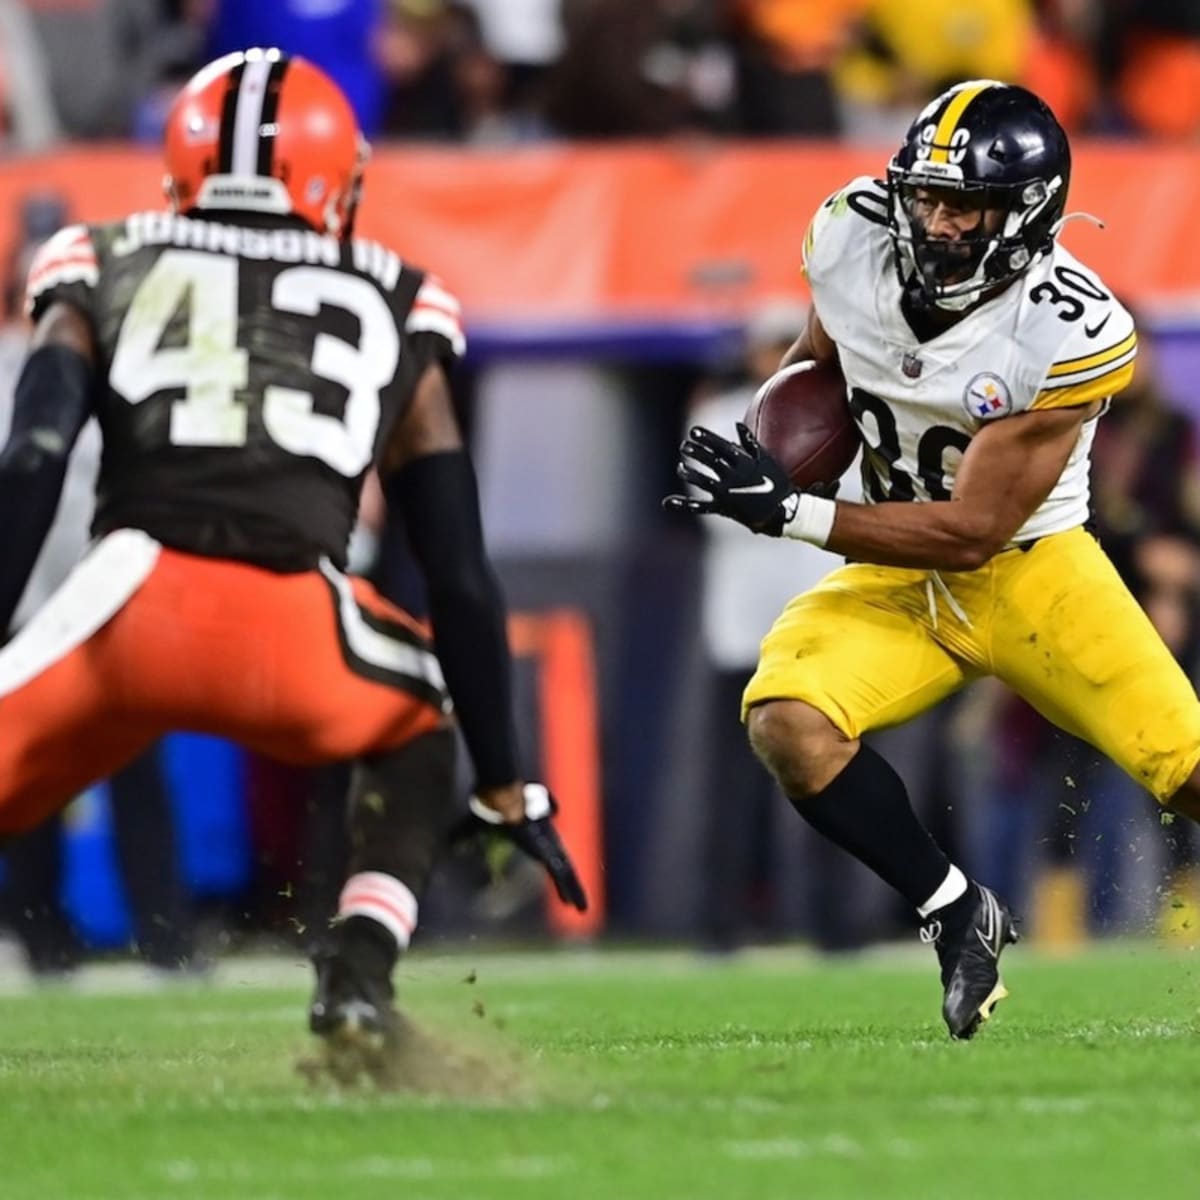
[308,947,394,1036]
[303,923,404,1088]
[921,884,1018,1040]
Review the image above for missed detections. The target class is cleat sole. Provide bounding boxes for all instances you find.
[978,980,1009,1020]
[949,979,1010,1041]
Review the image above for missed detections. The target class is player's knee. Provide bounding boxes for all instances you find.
[746,700,856,799]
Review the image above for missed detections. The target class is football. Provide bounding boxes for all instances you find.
[744,359,859,490]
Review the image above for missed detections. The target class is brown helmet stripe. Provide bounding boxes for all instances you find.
[255,55,291,176]
[216,58,246,173]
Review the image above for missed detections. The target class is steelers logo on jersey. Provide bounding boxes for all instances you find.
[962,373,1013,421]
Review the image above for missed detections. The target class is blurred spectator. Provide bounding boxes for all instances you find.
[0,194,199,977]
[460,0,562,65]
[1023,0,1100,134]
[688,300,818,949]
[1101,0,1200,139]
[377,1,540,142]
[458,0,562,121]
[687,299,903,950]
[835,0,1035,143]
[205,0,386,134]
[0,0,61,150]
[1091,308,1200,574]
[1090,308,1200,929]
[962,315,1200,943]
[543,0,737,139]
[24,0,197,139]
[130,1,214,143]
[733,0,867,136]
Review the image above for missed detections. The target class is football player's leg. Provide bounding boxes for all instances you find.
[308,727,458,1085]
[108,746,199,971]
[0,531,165,838]
[127,553,450,765]
[0,635,160,840]
[242,568,449,766]
[990,527,1200,820]
[743,566,1016,1037]
[227,570,457,1082]
[744,564,966,899]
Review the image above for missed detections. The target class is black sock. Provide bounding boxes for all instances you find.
[347,727,457,895]
[789,743,955,911]
[325,728,457,971]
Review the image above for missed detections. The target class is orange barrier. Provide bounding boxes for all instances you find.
[509,609,604,937]
[1,142,1198,321]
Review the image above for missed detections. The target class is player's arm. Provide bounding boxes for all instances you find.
[822,401,1101,570]
[779,305,836,368]
[379,362,587,910]
[818,289,1136,569]
[669,399,1099,571]
[0,301,96,631]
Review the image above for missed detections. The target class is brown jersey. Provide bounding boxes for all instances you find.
[25,210,465,570]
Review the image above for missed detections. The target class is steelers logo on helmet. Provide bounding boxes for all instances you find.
[962,373,1013,421]
[886,80,1071,314]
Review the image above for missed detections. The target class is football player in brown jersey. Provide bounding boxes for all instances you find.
[0,48,585,1082]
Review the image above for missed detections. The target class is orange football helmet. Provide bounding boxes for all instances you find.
[163,47,368,238]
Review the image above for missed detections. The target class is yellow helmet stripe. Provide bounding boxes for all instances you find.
[1046,331,1138,377]
[929,83,995,164]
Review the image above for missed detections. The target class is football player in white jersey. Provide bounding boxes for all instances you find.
[666,80,1200,1039]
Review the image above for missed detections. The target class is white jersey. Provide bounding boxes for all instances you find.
[803,176,1137,543]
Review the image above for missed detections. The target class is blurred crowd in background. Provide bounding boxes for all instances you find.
[0,1,1199,981]
[0,0,1197,153]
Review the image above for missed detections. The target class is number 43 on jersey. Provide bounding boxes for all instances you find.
[109,249,398,478]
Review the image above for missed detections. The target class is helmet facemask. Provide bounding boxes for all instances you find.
[888,164,1065,312]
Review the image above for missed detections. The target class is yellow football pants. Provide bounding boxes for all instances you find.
[743,526,1200,802]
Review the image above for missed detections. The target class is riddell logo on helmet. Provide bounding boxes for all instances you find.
[207,182,276,201]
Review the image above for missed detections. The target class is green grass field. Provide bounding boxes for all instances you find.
[2,943,1200,1200]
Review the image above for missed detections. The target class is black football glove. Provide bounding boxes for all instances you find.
[451,783,588,912]
[663,422,799,535]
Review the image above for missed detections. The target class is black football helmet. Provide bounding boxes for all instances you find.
[887,80,1071,312]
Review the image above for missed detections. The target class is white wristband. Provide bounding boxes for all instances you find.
[781,492,836,547]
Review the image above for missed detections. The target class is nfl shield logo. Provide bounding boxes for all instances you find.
[901,352,923,379]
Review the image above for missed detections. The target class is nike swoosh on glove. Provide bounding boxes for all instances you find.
[452,783,588,911]
[662,422,798,534]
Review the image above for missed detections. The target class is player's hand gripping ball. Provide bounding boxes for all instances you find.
[663,358,859,535]
[743,359,859,492]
